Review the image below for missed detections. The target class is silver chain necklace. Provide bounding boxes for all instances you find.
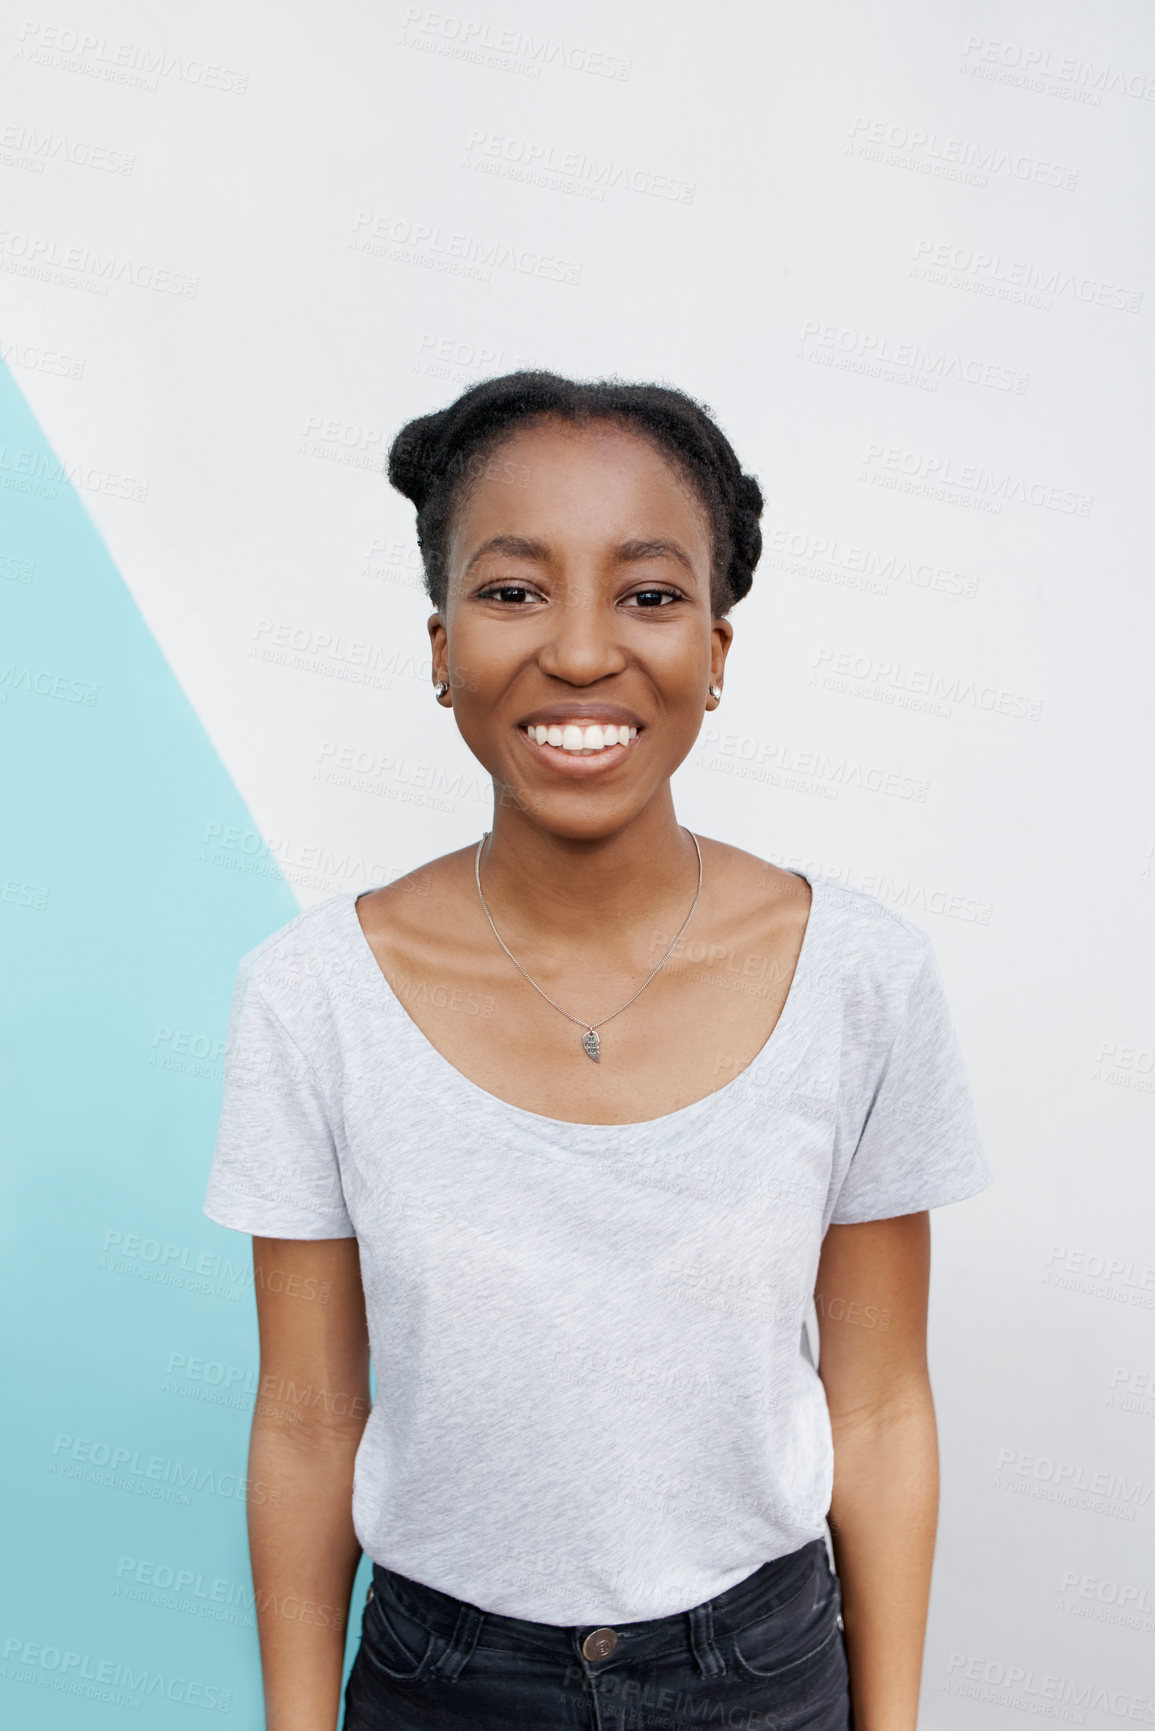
[473,828,703,1063]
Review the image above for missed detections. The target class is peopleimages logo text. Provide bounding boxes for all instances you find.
[17,21,248,92]
[51,1431,278,1504]
[399,8,631,79]
[912,238,1142,312]
[350,211,581,286]
[849,116,1078,188]
[2,1635,232,1711]
[944,1651,1155,1723]
[960,34,1155,102]
[861,444,1093,515]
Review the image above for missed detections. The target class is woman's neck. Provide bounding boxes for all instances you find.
[478,793,702,952]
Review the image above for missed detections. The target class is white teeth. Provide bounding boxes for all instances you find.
[527,722,640,754]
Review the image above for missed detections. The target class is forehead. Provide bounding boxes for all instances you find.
[450,417,710,549]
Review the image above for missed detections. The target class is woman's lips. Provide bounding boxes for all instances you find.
[517,722,641,774]
[526,721,637,752]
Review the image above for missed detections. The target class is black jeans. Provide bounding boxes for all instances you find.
[343,1536,851,1730]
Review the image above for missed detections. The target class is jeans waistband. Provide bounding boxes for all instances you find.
[370,1538,827,1663]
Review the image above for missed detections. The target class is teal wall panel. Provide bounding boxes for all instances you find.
[0,361,369,1723]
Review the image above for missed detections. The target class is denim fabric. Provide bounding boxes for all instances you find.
[343,1537,851,1730]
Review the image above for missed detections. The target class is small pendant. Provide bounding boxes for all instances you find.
[581,1028,601,1063]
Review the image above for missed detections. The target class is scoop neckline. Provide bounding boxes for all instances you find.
[341,868,823,1134]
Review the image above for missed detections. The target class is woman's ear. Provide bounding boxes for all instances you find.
[427,613,451,703]
[710,614,734,690]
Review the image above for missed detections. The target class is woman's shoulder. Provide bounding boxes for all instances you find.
[229,892,387,1051]
[235,848,471,984]
[705,838,929,953]
[235,892,356,982]
[806,873,938,1047]
[810,872,931,962]
[709,840,932,1024]
[352,848,473,945]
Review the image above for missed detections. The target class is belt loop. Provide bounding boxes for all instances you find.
[431,1600,484,1681]
[686,1599,727,1679]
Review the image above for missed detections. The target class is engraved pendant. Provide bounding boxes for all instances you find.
[581,1028,601,1063]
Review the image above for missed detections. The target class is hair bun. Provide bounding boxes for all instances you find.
[387,411,446,511]
[734,473,763,518]
[727,472,764,603]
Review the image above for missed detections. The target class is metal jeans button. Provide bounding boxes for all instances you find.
[582,1627,618,1661]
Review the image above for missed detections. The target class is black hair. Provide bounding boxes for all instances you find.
[386,370,763,616]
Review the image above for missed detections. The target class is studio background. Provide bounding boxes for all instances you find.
[3,0,1153,1724]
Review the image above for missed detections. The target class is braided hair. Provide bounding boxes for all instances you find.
[387,371,763,616]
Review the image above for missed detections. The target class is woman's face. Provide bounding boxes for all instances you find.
[429,417,733,841]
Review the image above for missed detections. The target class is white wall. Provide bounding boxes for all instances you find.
[6,0,1153,1720]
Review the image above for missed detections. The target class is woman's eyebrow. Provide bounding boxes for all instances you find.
[464,535,550,573]
[463,534,697,576]
[615,538,695,574]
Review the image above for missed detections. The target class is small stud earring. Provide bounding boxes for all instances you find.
[708,684,722,703]
[434,680,449,699]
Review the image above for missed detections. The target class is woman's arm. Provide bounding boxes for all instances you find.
[248,1236,371,1731]
[814,1212,938,1731]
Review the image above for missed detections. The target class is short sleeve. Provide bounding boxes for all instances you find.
[829,941,993,1224]
[203,955,356,1239]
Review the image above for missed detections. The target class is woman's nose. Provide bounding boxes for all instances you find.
[535,585,628,684]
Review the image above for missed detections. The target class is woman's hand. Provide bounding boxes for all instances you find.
[815,1212,938,1731]
[248,1236,370,1731]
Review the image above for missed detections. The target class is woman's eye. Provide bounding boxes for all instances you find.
[476,583,681,607]
[626,588,681,608]
[479,584,538,604]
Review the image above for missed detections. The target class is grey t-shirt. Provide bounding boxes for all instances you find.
[203,870,992,1624]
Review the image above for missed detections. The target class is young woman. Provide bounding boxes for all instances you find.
[205,371,991,1731]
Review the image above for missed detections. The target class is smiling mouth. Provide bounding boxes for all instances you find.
[519,721,640,758]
